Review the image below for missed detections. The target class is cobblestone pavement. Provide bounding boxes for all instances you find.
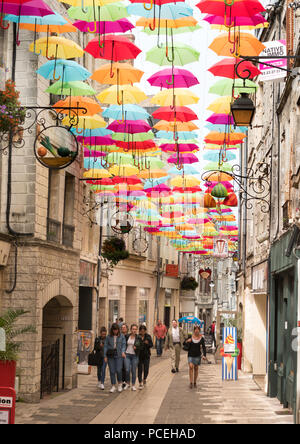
[15,352,294,424]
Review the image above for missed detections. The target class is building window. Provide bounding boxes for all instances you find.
[47,170,61,243]
[62,173,75,247]
[139,300,148,325]
[109,300,120,328]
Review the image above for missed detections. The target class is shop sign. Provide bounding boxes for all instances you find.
[165,264,179,277]
[259,40,287,82]
[252,261,268,293]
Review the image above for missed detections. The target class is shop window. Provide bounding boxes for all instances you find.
[109,300,120,328]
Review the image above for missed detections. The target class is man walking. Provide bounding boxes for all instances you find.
[153,320,167,357]
[165,319,185,373]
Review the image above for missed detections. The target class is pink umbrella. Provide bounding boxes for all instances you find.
[206,114,235,125]
[145,184,172,198]
[77,136,114,146]
[168,153,199,164]
[203,14,268,28]
[107,120,152,134]
[1,0,54,16]
[73,18,134,34]
[161,143,199,153]
[147,68,199,90]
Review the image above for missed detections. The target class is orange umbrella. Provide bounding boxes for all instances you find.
[154,121,199,132]
[203,172,234,182]
[52,96,103,116]
[209,32,266,58]
[91,63,144,86]
[20,18,77,34]
[136,16,198,29]
[204,131,246,145]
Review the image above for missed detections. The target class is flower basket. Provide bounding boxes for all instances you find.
[180,276,199,291]
[0,80,26,134]
[101,237,129,266]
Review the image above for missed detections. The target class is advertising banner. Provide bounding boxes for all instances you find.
[259,40,287,82]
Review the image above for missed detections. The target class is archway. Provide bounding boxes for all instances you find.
[41,295,74,398]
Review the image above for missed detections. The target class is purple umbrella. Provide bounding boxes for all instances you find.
[147,68,199,89]
[160,143,199,153]
[206,114,235,125]
[167,153,199,164]
[107,120,152,134]
[73,18,134,34]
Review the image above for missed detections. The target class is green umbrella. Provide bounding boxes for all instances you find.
[209,78,258,96]
[112,132,155,142]
[46,80,97,96]
[107,152,134,165]
[146,43,200,66]
[142,158,165,169]
[203,162,233,172]
[67,3,128,22]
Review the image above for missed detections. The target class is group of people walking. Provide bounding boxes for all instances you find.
[92,318,210,393]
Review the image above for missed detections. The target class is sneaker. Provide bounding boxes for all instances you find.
[118,384,123,392]
[132,386,137,391]
[171,369,176,374]
[110,385,116,393]
[100,383,105,390]
[97,382,101,388]
[143,380,147,386]
[138,384,143,390]
[123,383,129,391]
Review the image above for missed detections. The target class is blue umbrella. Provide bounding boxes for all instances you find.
[156,131,198,140]
[203,151,236,162]
[70,127,112,137]
[168,165,199,175]
[178,316,203,325]
[4,12,67,26]
[103,104,150,121]
[127,3,193,19]
[37,59,91,82]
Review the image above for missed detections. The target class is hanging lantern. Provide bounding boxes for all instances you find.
[231,93,256,127]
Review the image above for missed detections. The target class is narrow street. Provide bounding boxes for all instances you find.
[15,352,293,425]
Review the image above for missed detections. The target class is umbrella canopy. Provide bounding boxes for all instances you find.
[98,85,147,104]
[52,97,102,116]
[152,106,198,122]
[207,96,231,115]
[60,0,121,6]
[204,131,246,145]
[37,59,91,82]
[151,88,199,106]
[91,63,144,85]
[204,13,268,29]
[209,78,258,96]
[147,68,199,89]
[107,120,152,133]
[168,153,199,164]
[146,43,200,66]
[196,0,265,18]
[209,32,266,57]
[67,3,128,21]
[208,57,261,79]
[46,80,97,96]
[154,120,198,132]
[102,104,150,121]
[84,35,141,61]
[1,0,55,17]
[160,143,199,153]
[63,114,107,129]
[73,17,134,34]
[128,3,193,19]
[29,36,84,58]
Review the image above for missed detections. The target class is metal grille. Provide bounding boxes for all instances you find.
[62,224,75,247]
[47,218,61,243]
[40,340,60,399]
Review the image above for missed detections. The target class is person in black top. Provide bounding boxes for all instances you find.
[93,326,107,390]
[184,325,207,389]
[136,325,153,389]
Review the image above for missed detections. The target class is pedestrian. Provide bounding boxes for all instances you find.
[94,326,107,390]
[165,319,186,373]
[153,319,167,357]
[119,317,125,329]
[137,325,153,389]
[210,320,217,348]
[184,325,207,389]
[124,324,141,391]
[104,323,126,393]
[121,323,129,388]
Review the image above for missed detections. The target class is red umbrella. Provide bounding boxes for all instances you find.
[84,35,141,61]
[107,120,152,134]
[196,0,265,18]
[173,186,202,193]
[152,106,198,122]
[115,140,157,150]
[208,57,261,79]
[112,176,142,185]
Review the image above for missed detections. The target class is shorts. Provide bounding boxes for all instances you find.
[188,356,201,366]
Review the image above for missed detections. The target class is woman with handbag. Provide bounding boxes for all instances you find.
[93,327,107,390]
[104,323,126,393]
[124,324,141,391]
[137,325,153,389]
[184,325,207,389]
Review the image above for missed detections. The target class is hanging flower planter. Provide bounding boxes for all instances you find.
[180,276,199,291]
[101,237,129,267]
[0,80,26,134]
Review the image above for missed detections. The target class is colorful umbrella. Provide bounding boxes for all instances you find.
[98,85,147,105]
[91,63,144,85]
[29,36,84,59]
[107,120,152,133]
[37,59,91,82]
[209,32,265,57]
[52,97,102,116]
[152,106,198,122]
[151,88,199,106]
[73,17,134,33]
[207,96,232,115]
[84,35,141,61]
[196,0,265,18]
[147,68,199,89]
[208,57,261,79]
[146,43,200,66]
[46,80,97,96]
[67,3,129,22]
[102,104,150,121]
[209,78,258,96]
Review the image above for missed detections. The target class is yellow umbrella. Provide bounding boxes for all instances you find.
[151,89,199,107]
[97,85,147,105]
[204,144,237,150]
[29,36,84,59]
[62,115,107,129]
[109,164,140,176]
[83,169,112,178]
[170,176,201,188]
[91,63,144,86]
[209,33,266,58]
[207,96,231,114]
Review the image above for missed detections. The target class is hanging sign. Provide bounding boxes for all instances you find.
[259,40,287,82]
[213,238,228,258]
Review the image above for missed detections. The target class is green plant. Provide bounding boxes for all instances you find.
[180,276,199,291]
[101,237,129,267]
[0,309,36,361]
[0,80,26,134]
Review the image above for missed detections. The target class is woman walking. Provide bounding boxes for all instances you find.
[94,326,107,390]
[185,325,207,389]
[137,325,153,389]
[124,324,141,391]
[121,324,129,388]
[104,323,126,393]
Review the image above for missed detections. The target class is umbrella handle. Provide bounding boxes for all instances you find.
[0,15,10,30]
[81,0,88,13]
[117,88,123,106]
[144,0,153,11]
[87,20,97,33]
[224,0,235,6]
[156,9,163,48]
[53,58,61,82]
[148,0,156,31]
[98,16,105,49]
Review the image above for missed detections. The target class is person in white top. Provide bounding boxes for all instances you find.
[124,324,140,391]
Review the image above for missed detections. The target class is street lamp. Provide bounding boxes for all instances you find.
[231,93,256,127]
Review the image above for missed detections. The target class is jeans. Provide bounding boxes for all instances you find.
[107,356,123,386]
[125,353,138,385]
[156,338,164,356]
[97,360,107,384]
[138,357,150,383]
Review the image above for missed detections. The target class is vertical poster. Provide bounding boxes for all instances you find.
[221,327,239,381]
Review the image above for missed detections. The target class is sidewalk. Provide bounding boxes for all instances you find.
[15,353,294,424]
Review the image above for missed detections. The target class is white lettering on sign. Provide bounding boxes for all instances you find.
[0,410,9,424]
[0,397,13,408]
